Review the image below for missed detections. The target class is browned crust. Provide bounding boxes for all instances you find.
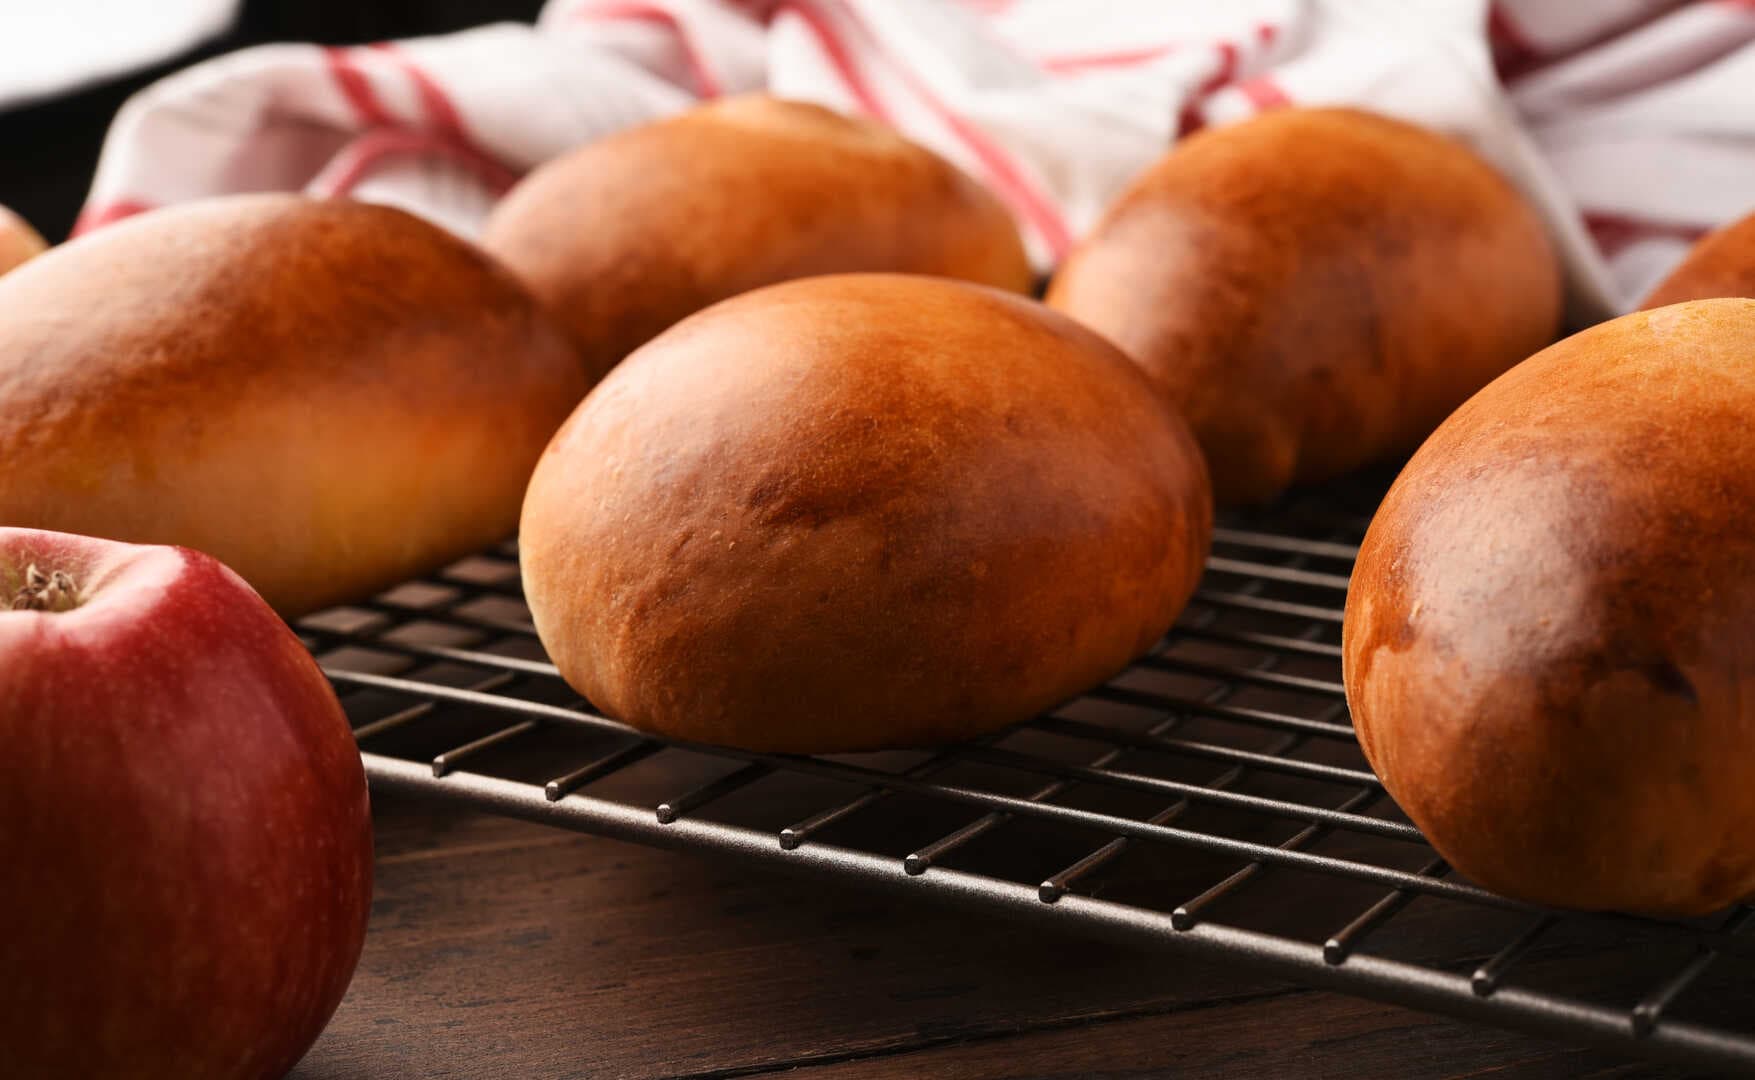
[1343,299,1755,915]
[1047,107,1561,504]
[0,194,586,615]
[1642,210,1755,308]
[0,203,46,277]
[520,273,1212,752]
[481,95,1035,385]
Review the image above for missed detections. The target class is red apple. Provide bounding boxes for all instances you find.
[0,528,372,1079]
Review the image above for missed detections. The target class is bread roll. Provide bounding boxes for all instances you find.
[0,195,585,616]
[521,274,1212,753]
[1343,299,1755,914]
[1047,107,1561,504]
[481,95,1034,385]
[1642,210,1755,307]
[0,204,46,277]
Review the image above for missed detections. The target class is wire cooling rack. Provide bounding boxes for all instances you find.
[298,481,1755,1074]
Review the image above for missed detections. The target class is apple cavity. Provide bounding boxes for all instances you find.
[0,528,372,1079]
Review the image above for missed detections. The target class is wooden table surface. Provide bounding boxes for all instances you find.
[291,791,1690,1080]
[0,26,1715,1080]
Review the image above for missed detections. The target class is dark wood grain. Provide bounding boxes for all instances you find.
[790,991,1677,1080]
[290,792,1689,1080]
[0,25,1713,1078]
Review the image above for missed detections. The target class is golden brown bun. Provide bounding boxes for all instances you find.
[520,273,1212,753]
[0,195,585,616]
[0,204,47,276]
[1047,107,1561,505]
[1343,299,1755,915]
[481,95,1035,385]
[1642,210,1755,307]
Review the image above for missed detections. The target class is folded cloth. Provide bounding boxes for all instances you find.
[72,0,1755,318]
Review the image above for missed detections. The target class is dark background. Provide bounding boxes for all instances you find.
[0,0,544,240]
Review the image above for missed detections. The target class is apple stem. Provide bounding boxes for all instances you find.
[11,564,80,613]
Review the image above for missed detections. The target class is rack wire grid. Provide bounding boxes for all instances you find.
[298,479,1755,1074]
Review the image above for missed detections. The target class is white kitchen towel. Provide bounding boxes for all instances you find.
[70,0,1755,319]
